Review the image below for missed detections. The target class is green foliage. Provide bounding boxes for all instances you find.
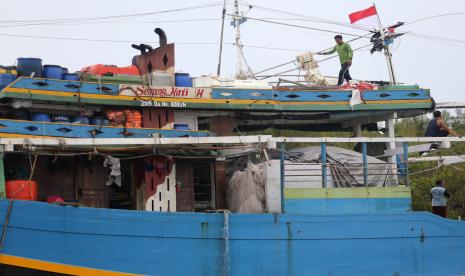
[410,163,465,219]
[390,112,465,219]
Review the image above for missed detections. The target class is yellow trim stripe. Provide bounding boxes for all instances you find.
[0,254,139,275]
[0,133,48,138]
[2,88,432,106]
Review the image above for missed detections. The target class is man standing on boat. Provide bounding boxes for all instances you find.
[318,35,353,86]
[431,179,451,218]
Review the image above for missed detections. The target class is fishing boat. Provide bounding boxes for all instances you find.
[0,2,464,275]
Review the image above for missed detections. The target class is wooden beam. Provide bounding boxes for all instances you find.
[274,137,465,143]
[0,135,275,147]
[0,136,464,148]
[409,155,465,165]
[435,102,465,109]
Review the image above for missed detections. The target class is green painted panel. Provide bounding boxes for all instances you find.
[284,186,411,199]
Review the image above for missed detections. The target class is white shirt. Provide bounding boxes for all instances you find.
[431,186,448,207]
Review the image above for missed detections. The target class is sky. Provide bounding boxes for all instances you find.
[1,0,464,102]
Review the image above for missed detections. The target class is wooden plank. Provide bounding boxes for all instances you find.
[274,136,465,143]
[362,90,430,101]
[381,143,433,157]
[435,102,465,109]
[285,186,411,199]
[409,155,465,165]
[214,161,227,209]
[10,77,119,95]
[1,135,465,147]
[0,119,210,138]
[77,156,108,208]
[175,161,195,212]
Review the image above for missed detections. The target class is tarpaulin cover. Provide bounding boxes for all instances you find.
[227,162,266,213]
[288,146,397,187]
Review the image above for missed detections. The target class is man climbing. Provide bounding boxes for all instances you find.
[431,179,451,218]
[423,110,459,153]
[318,35,353,85]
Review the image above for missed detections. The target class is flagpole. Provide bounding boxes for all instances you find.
[374,3,397,85]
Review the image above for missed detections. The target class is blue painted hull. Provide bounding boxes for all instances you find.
[1,199,464,275]
[0,119,211,138]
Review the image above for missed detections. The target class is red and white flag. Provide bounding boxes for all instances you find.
[349,5,378,27]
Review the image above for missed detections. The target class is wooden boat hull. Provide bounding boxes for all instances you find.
[0,78,434,112]
[0,119,211,139]
[0,199,464,275]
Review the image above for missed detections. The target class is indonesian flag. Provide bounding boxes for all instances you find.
[349,5,378,27]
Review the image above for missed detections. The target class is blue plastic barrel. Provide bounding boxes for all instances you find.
[90,116,109,126]
[63,73,79,81]
[61,67,69,74]
[32,113,50,122]
[0,73,16,90]
[17,58,42,78]
[70,115,89,124]
[42,65,63,79]
[175,73,192,87]
[173,123,190,130]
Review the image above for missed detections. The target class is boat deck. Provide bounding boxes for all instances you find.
[0,77,434,112]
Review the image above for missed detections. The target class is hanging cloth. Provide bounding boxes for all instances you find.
[103,156,122,187]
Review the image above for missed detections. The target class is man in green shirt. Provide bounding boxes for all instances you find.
[318,35,353,85]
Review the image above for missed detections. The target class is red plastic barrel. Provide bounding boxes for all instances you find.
[6,180,38,201]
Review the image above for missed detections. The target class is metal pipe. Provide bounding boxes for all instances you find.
[280,142,285,213]
[403,142,410,186]
[362,142,368,187]
[154,28,167,47]
[216,0,227,76]
[321,142,327,188]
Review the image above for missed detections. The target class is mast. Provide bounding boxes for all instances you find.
[216,0,227,76]
[233,0,245,79]
[375,3,397,84]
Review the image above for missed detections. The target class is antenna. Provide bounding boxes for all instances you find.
[233,0,245,79]
[216,0,227,76]
[374,3,397,84]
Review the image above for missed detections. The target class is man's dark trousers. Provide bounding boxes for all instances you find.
[338,62,352,85]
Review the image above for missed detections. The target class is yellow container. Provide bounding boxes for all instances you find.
[0,68,18,75]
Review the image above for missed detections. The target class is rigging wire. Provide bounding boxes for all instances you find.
[408,33,465,45]
[240,47,255,78]
[370,54,383,81]
[255,43,372,80]
[0,33,316,52]
[0,32,312,52]
[406,33,465,48]
[240,15,369,38]
[0,2,224,27]
[406,12,465,25]
[238,0,371,32]
[254,33,373,75]
[407,33,465,46]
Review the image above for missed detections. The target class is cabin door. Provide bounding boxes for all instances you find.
[175,161,195,211]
